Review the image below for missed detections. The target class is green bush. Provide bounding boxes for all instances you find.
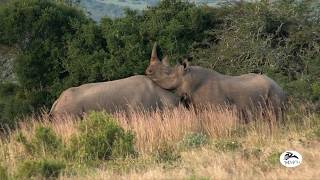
[0,165,8,180]
[33,127,63,154]
[190,0,320,103]
[180,132,208,149]
[16,159,65,179]
[214,139,242,152]
[66,112,135,162]
[0,83,31,129]
[15,132,35,154]
[0,0,92,124]
[16,126,63,156]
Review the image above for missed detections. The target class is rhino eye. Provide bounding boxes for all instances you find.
[146,69,153,75]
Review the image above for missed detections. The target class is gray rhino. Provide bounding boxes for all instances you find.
[49,75,180,117]
[145,43,287,121]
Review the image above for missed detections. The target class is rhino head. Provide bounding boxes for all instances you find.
[145,42,189,90]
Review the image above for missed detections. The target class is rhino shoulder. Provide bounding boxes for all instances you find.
[129,75,157,88]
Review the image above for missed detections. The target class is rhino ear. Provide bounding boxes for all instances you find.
[162,55,170,66]
[182,59,190,70]
[150,42,160,65]
[177,59,190,74]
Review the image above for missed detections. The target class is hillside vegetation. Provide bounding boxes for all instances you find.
[79,0,219,21]
[0,0,319,179]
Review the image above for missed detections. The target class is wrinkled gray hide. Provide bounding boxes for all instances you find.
[50,75,180,117]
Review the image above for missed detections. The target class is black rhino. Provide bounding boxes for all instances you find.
[145,43,287,121]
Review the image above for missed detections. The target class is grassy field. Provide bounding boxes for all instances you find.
[0,105,319,179]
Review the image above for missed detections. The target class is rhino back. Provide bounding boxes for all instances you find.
[183,67,285,110]
[50,75,178,116]
[221,74,271,107]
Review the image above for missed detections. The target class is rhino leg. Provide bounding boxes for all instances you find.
[180,93,192,109]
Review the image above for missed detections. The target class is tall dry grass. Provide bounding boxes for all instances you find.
[0,104,319,179]
[114,106,239,153]
[3,105,284,155]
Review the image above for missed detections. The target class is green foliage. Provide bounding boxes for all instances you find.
[267,152,281,166]
[0,165,8,180]
[214,139,241,152]
[112,132,136,158]
[16,159,65,179]
[190,0,320,103]
[0,0,90,124]
[14,115,136,177]
[311,82,320,102]
[140,0,220,57]
[15,132,35,154]
[66,112,135,162]
[16,126,63,156]
[180,132,208,149]
[33,127,63,154]
[62,21,108,85]
[99,0,218,80]
[0,83,31,129]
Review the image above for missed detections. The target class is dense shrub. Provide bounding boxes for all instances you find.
[33,127,63,153]
[13,114,137,177]
[0,0,91,126]
[0,83,31,129]
[190,0,320,103]
[16,126,63,156]
[16,159,65,179]
[99,0,219,79]
[66,112,135,161]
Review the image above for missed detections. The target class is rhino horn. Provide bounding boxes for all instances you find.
[150,42,160,64]
[162,55,170,66]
